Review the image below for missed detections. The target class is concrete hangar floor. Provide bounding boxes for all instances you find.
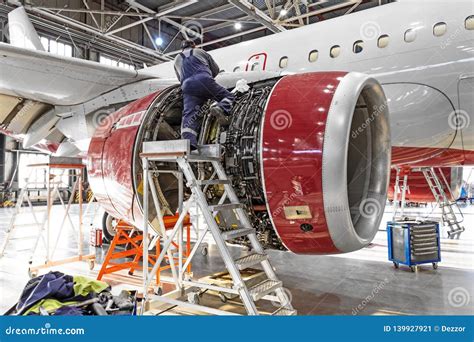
[0,203,472,316]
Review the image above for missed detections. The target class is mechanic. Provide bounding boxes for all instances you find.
[174,39,235,150]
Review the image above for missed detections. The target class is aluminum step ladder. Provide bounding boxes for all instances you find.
[0,166,83,261]
[422,167,465,239]
[0,169,60,260]
[392,167,409,221]
[140,140,295,316]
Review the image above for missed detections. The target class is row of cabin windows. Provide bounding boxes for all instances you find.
[275,16,474,69]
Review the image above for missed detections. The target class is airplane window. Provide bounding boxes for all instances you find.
[279,56,289,68]
[433,22,447,37]
[466,15,474,30]
[308,50,319,63]
[404,29,417,43]
[330,45,341,58]
[353,40,364,54]
[233,66,241,72]
[377,35,390,48]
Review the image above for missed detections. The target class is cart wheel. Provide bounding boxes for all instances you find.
[28,269,37,279]
[201,247,208,256]
[393,262,399,269]
[410,266,416,272]
[219,292,227,303]
[432,263,438,270]
[155,287,163,296]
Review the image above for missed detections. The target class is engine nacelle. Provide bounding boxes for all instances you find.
[88,72,391,254]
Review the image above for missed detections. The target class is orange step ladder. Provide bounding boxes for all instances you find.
[97,215,192,288]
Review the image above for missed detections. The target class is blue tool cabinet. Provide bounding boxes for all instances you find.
[387,221,441,272]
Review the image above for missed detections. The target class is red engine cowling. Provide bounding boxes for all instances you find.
[88,72,391,255]
[388,167,463,203]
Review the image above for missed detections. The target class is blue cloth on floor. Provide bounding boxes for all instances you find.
[16,271,74,314]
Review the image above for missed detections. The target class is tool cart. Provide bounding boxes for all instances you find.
[387,220,441,272]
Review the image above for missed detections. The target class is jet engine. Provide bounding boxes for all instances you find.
[88,72,391,254]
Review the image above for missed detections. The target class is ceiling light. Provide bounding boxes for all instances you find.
[155,37,164,46]
[234,22,242,30]
[280,9,288,16]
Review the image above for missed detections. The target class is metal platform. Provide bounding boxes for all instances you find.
[139,139,295,315]
[0,156,95,276]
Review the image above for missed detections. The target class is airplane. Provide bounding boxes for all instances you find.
[0,0,472,254]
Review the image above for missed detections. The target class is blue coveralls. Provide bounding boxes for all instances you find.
[179,49,235,148]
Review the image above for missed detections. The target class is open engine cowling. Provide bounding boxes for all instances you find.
[88,72,391,255]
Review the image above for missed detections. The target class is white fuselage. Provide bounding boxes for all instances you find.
[2,1,472,166]
[143,0,474,165]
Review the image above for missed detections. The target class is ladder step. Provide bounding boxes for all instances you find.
[197,180,231,186]
[272,307,297,316]
[249,279,282,301]
[448,228,465,236]
[445,220,461,225]
[187,155,221,163]
[209,203,243,212]
[221,227,255,240]
[234,253,268,270]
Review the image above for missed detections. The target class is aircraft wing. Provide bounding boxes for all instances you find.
[0,42,153,106]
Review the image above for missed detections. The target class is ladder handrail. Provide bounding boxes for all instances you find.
[422,168,465,238]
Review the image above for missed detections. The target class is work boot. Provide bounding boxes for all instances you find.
[210,105,230,127]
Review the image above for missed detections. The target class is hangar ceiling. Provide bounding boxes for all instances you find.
[0,0,392,66]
